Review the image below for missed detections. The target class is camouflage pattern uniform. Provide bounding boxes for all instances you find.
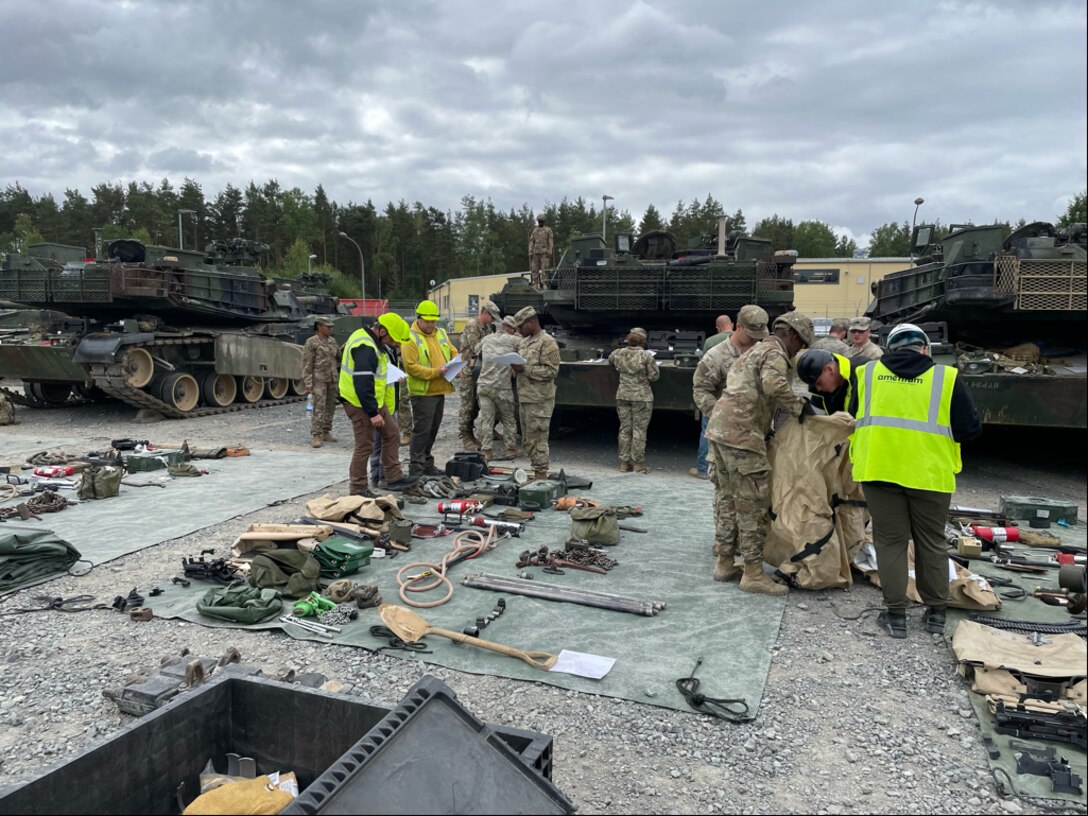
[528,223,554,288]
[397,380,413,444]
[810,336,852,356]
[608,345,659,466]
[705,336,805,566]
[852,339,884,361]
[692,337,744,552]
[302,332,341,439]
[457,315,493,450]
[475,331,521,454]
[516,329,560,474]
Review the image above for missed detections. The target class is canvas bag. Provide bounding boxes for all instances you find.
[196,583,283,625]
[569,505,620,546]
[248,549,320,598]
[77,465,123,500]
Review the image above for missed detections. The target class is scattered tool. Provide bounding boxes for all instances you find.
[379,603,556,670]
[463,572,664,617]
[462,598,507,637]
[292,592,338,618]
[279,615,336,638]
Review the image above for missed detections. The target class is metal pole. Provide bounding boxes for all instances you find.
[178,211,183,250]
[910,197,924,266]
[339,231,366,307]
[602,194,614,243]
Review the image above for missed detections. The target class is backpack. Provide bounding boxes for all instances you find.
[248,549,321,598]
[0,392,14,426]
[569,505,620,546]
[77,465,123,500]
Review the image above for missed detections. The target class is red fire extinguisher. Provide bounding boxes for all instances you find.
[33,465,75,477]
[437,499,482,515]
[969,525,1020,544]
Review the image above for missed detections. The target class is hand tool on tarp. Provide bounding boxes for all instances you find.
[462,572,664,616]
[378,603,557,670]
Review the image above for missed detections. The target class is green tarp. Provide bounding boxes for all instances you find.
[0,527,82,591]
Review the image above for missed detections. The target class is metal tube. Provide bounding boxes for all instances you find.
[463,574,659,616]
[465,573,666,610]
[279,616,335,638]
[716,215,729,257]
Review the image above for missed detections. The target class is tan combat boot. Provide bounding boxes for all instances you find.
[311,435,322,449]
[533,470,548,480]
[633,462,650,474]
[739,562,788,596]
[619,461,631,473]
[322,432,338,443]
[713,552,741,582]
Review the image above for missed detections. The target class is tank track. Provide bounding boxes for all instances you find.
[0,384,92,409]
[87,337,304,419]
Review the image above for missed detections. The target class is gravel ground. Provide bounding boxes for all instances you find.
[1,392,1085,815]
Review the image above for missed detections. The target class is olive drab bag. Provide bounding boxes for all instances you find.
[569,505,620,546]
[248,549,321,598]
[77,465,123,500]
[196,583,283,625]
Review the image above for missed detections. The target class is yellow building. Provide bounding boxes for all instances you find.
[427,258,914,329]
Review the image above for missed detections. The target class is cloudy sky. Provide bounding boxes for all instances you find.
[2,0,1085,244]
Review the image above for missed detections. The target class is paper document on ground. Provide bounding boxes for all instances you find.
[550,650,616,679]
[490,352,526,366]
[443,354,466,381]
[385,363,407,385]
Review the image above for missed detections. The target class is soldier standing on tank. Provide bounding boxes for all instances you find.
[303,317,341,448]
[705,311,817,595]
[476,316,522,460]
[457,300,500,450]
[510,306,560,479]
[810,317,853,356]
[848,316,884,361]
[609,327,660,473]
[691,305,768,567]
[528,214,554,290]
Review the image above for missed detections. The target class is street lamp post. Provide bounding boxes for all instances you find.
[601,195,614,243]
[308,254,317,275]
[909,197,925,265]
[339,231,366,308]
[177,209,196,250]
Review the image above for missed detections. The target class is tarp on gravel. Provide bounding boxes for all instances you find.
[152,466,788,716]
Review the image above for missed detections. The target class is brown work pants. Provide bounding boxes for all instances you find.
[863,481,952,610]
[344,403,403,493]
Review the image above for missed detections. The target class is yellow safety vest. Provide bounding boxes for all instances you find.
[406,327,453,397]
[339,329,391,410]
[850,361,961,492]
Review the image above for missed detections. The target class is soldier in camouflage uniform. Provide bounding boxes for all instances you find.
[608,327,660,472]
[397,380,413,446]
[302,317,341,448]
[457,300,500,450]
[528,214,554,289]
[810,318,852,356]
[691,305,768,567]
[848,316,884,361]
[510,306,560,479]
[476,316,522,458]
[705,310,816,595]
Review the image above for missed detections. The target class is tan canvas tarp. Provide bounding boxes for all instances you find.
[764,412,868,589]
[305,494,405,525]
[952,620,1088,679]
[856,541,1003,611]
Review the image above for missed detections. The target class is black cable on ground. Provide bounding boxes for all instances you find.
[675,657,753,723]
[0,595,108,615]
[368,624,432,654]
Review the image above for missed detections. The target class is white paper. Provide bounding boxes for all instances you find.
[490,351,527,366]
[443,354,466,381]
[548,649,616,679]
[385,362,407,385]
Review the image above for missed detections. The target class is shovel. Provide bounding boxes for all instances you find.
[379,604,557,670]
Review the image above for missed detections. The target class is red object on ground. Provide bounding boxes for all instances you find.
[969,525,1020,544]
[33,465,75,477]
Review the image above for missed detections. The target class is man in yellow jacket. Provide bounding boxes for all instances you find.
[401,300,459,477]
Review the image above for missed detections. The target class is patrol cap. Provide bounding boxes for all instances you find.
[629,327,648,341]
[513,306,538,327]
[501,315,517,329]
[886,322,930,351]
[314,317,335,328]
[797,349,836,386]
[377,312,412,344]
[830,318,851,332]
[482,299,501,319]
[773,310,815,348]
[416,299,440,320]
[848,316,871,331]
[736,304,769,340]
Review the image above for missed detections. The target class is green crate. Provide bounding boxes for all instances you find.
[122,450,186,473]
[999,495,1079,525]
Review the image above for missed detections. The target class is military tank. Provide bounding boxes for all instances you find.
[491,217,797,413]
[0,238,338,417]
[867,220,1087,429]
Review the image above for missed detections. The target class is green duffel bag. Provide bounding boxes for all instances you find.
[248,549,321,598]
[77,465,123,500]
[313,536,374,579]
[197,582,282,624]
[569,504,620,546]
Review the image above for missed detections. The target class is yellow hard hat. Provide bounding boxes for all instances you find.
[377,312,411,344]
[416,299,440,320]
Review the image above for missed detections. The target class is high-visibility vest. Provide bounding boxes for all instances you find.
[850,361,961,492]
[339,329,391,410]
[406,328,453,397]
[810,353,852,414]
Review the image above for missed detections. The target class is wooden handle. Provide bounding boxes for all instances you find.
[428,626,557,670]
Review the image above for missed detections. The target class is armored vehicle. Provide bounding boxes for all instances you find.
[492,218,797,413]
[0,238,337,417]
[867,220,1087,429]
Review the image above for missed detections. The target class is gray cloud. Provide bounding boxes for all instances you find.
[0,0,1084,237]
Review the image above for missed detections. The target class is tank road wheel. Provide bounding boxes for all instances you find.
[121,347,156,388]
[238,375,265,403]
[159,373,200,412]
[201,373,237,407]
[28,382,73,405]
[291,379,306,396]
[264,377,290,399]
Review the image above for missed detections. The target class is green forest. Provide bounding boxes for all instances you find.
[2,181,1084,300]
